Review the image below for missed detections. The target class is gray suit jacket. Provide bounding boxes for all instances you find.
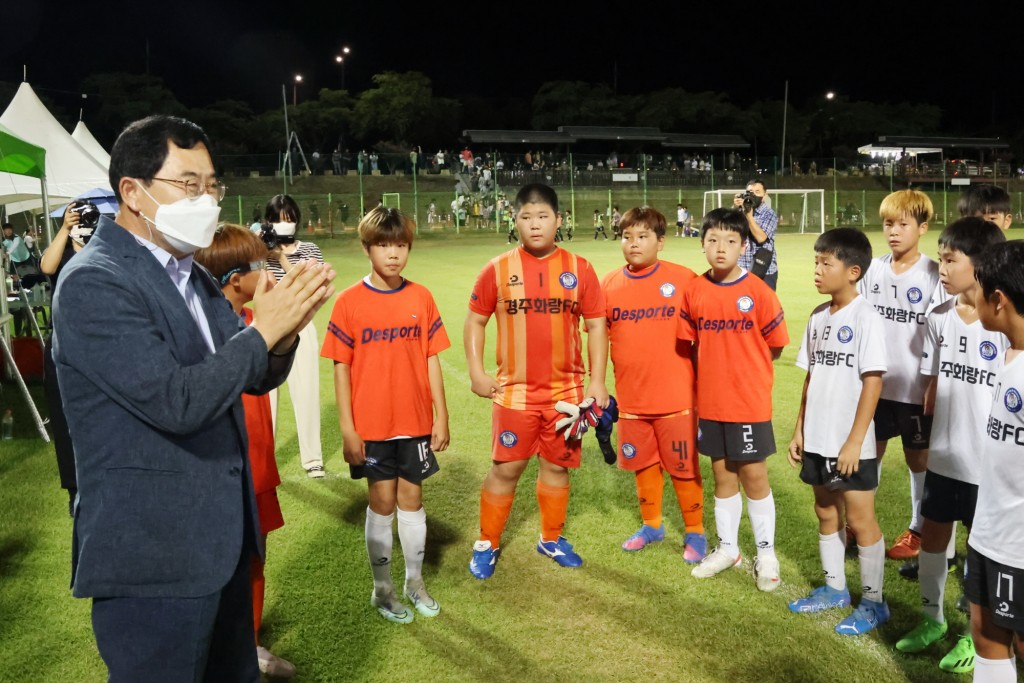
[53,216,295,599]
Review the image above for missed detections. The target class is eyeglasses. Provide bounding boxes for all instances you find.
[152,177,228,201]
[219,260,266,285]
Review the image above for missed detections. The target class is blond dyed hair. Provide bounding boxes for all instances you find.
[879,189,933,225]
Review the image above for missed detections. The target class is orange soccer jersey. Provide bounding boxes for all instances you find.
[321,279,450,440]
[469,246,605,410]
[602,260,697,415]
[677,272,789,423]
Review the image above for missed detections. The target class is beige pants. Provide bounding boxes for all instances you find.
[269,321,323,470]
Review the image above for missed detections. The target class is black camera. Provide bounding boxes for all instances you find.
[738,191,762,213]
[259,224,280,250]
[70,200,100,229]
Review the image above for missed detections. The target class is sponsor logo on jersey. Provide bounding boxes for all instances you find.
[507,274,523,287]
[872,284,880,293]
[361,324,421,344]
[907,287,923,304]
[559,272,578,289]
[736,296,754,313]
[499,430,518,447]
[610,304,676,323]
[622,443,637,459]
[980,341,998,361]
[837,326,854,344]
[659,282,676,298]
[1005,388,1022,413]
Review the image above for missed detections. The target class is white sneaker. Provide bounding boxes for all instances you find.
[256,645,296,679]
[306,464,325,478]
[404,580,441,617]
[370,590,414,624]
[690,547,741,578]
[754,555,781,592]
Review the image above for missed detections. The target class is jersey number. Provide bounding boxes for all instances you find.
[958,336,967,354]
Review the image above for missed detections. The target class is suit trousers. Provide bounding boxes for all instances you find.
[269,321,323,470]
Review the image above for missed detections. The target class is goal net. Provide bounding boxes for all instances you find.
[702,188,825,234]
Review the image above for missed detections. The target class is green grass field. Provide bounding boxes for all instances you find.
[3,226,1022,682]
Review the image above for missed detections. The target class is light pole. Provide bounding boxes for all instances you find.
[335,46,351,89]
[292,74,303,106]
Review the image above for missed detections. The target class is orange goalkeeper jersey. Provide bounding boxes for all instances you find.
[469,246,605,410]
[602,260,697,415]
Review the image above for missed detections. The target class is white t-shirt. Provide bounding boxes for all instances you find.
[796,296,888,460]
[677,208,686,223]
[858,253,943,404]
[968,352,1024,569]
[920,298,1008,483]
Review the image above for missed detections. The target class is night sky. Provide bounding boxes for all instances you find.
[3,1,1018,132]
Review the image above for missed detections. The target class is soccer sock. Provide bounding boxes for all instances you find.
[858,536,886,603]
[746,491,777,560]
[670,476,705,534]
[365,507,395,595]
[819,532,847,591]
[947,521,958,559]
[908,469,926,533]
[973,655,1018,683]
[397,506,427,586]
[918,550,947,623]
[634,465,664,529]
[250,556,265,639]
[537,480,570,543]
[713,493,742,559]
[479,488,514,548]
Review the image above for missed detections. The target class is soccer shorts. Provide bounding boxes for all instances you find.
[617,410,698,478]
[798,452,878,492]
[491,404,581,468]
[965,544,1024,633]
[698,419,775,462]
[921,470,978,526]
[873,399,931,449]
[350,436,439,483]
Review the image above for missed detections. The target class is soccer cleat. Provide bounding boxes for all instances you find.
[621,524,665,552]
[690,547,741,579]
[469,540,501,580]
[370,590,414,624]
[683,532,707,564]
[898,555,957,580]
[939,634,976,674]
[895,615,948,653]
[835,599,890,635]
[537,536,584,568]
[788,585,851,613]
[404,581,440,618]
[753,555,782,592]
[306,464,326,478]
[955,593,970,614]
[886,529,922,560]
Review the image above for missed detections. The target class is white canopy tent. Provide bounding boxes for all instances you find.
[71,120,111,168]
[0,82,110,239]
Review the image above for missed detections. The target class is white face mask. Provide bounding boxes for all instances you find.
[272,222,297,237]
[137,184,221,254]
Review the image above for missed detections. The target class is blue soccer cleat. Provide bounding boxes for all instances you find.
[537,536,584,568]
[835,599,890,635]
[622,524,665,551]
[683,532,707,564]
[788,584,851,613]
[469,540,501,580]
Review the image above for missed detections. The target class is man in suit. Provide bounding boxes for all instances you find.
[52,115,334,682]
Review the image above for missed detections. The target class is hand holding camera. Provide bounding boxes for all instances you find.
[733,191,762,214]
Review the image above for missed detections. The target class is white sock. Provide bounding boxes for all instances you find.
[858,536,885,603]
[397,506,427,586]
[820,532,847,591]
[908,469,926,533]
[947,521,958,559]
[713,493,743,559]
[973,655,1018,683]
[365,508,395,595]
[918,550,947,623]
[747,491,776,560]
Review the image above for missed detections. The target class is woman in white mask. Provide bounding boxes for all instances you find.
[264,194,327,478]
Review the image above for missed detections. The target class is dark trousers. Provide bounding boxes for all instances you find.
[91,551,259,683]
[762,271,778,291]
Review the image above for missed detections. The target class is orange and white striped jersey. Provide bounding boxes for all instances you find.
[469,246,605,410]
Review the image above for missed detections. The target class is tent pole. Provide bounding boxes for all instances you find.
[41,175,53,244]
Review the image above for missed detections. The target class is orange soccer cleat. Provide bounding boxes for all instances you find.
[886,529,921,560]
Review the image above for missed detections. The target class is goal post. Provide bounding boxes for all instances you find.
[382,192,401,209]
[702,188,826,234]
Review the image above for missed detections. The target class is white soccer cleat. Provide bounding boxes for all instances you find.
[690,547,742,578]
[753,556,781,592]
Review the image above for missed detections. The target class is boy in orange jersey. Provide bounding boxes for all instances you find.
[321,207,450,623]
[601,206,706,562]
[466,183,609,579]
[678,207,790,591]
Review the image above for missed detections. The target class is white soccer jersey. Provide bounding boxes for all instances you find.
[920,299,1008,483]
[968,352,1024,570]
[796,296,888,460]
[858,254,943,404]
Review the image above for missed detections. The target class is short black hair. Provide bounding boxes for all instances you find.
[701,207,750,242]
[108,115,212,203]
[937,217,1006,266]
[957,184,1011,217]
[814,228,872,281]
[514,183,558,213]
[746,178,767,192]
[975,240,1024,314]
[264,194,301,224]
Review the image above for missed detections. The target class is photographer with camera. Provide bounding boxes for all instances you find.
[732,179,780,290]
